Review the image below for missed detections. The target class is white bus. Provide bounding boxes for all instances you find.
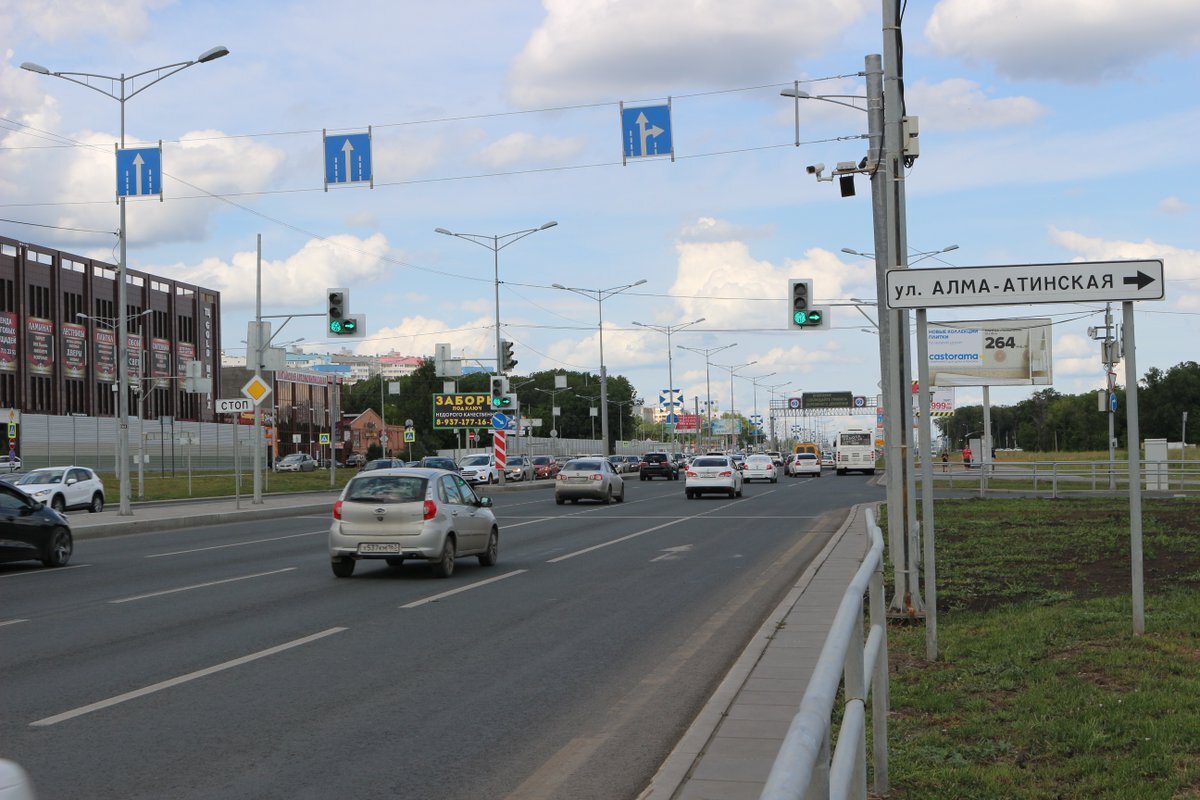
[835,428,875,476]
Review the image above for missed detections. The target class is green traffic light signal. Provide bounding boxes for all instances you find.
[329,319,343,334]
[491,395,511,408]
[793,310,809,325]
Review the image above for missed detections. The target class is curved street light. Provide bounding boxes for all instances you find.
[714,360,758,451]
[552,280,647,456]
[24,47,230,516]
[632,318,704,446]
[677,343,736,446]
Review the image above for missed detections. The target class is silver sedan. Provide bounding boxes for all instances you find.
[554,458,626,505]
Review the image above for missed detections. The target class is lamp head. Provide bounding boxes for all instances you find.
[632,279,647,287]
[20,62,50,75]
[539,221,558,230]
[434,228,453,235]
[197,46,230,63]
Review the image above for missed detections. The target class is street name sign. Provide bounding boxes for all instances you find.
[885,259,1164,309]
[116,146,162,198]
[216,397,253,414]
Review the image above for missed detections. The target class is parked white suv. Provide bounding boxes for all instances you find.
[459,453,501,485]
[14,466,106,513]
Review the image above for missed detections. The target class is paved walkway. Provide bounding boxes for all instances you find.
[639,503,872,800]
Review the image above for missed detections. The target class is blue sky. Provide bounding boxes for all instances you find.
[2,0,1197,428]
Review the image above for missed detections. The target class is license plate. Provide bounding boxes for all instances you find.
[358,542,401,554]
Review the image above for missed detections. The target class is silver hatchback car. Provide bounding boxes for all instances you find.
[329,468,498,578]
[554,458,625,505]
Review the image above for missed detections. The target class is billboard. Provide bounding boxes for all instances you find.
[432,393,493,429]
[927,318,1052,387]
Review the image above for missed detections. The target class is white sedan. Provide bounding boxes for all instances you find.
[742,454,778,483]
[788,453,822,478]
[685,455,744,499]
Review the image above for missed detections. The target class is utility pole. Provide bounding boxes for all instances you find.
[253,235,264,504]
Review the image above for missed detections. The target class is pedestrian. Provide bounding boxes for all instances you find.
[962,445,972,469]
[941,451,949,472]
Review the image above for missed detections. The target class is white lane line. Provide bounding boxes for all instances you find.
[0,564,91,579]
[547,496,755,564]
[108,568,297,604]
[30,627,347,727]
[145,530,326,558]
[0,618,30,627]
[400,570,527,609]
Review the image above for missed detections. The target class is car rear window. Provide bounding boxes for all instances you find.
[746,456,771,464]
[692,457,728,467]
[564,460,602,471]
[797,454,818,461]
[346,475,427,503]
[644,454,668,463]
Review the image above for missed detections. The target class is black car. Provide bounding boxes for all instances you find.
[344,453,367,468]
[359,458,406,472]
[639,452,679,481]
[418,456,459,472]
[0,480,73,568]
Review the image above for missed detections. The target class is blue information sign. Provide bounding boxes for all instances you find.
[116,147,162,198]
[1109,392,1118,413]
[324,131,372,186]
[621,104,673,159]
[492,412,510,430]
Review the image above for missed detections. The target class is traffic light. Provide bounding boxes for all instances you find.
[327,288,348,334]
[789,279,813,327]
[500,339,517,373]
[490,376,510,408]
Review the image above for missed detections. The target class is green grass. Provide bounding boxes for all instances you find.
[94,469,353,502]
[882,498,1200,799]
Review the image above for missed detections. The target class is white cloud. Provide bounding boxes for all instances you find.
[0,0,172,43]
[165,233,393,307]
[679,216,775,243]
[1048,226,1200,308]
[905,79,1047,132]
[509,0,869,106]
[1158,196,1190,214]
[351,315,495,358]
[472,132,587,169]
[925,0,1200,83]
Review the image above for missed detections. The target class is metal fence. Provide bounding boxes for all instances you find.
[760,507,889,800]
[920,459,1200,497]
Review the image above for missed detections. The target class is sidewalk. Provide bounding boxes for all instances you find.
[640,503,872,800]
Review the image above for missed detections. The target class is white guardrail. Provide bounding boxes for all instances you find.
[760,507,889,800]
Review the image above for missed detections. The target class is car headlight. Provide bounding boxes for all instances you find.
[33,489,52,497]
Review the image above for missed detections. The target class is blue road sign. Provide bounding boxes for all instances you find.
[622,104,673,159]
[324,131,372,186]
[665,413,678,424]
[1109,392,1118,413]
[492,412,510,430]
[116,147,162,198]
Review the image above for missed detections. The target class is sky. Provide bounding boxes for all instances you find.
[2,0,1198,433]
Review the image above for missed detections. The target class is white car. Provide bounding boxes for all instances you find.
[685,454,744,499]
[329,467,498,578]
[742,454,778,483]
[14,466,106,513]
[504,455,534,482]
[788,452,822,478]
[275,453,317,472]
[459,453,501,485]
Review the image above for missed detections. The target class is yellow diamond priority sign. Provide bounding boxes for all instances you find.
[241,375,273,406]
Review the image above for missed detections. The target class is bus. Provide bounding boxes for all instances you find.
[835,428,875,476]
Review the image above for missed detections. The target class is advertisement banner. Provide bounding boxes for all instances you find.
[0,311,16,373]
[95,328,116,382]
[912,385,955,418]
[176,341,196,380]
[432,393,493,429]
[127,332,143,377]
[674,413,700,433]
[26,317,54,376]
[61,322,87,379]
[710,418,741,435]
[928,318,1053,387]
[151,338,172,388]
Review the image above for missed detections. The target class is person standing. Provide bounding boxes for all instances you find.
[962,445,973,469]
[941,451,949,472]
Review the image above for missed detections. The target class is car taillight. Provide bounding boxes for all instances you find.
[719,470,732,477]
[639,461,648,467]
[686,470,697,478]
[557,473,567,481]
[332,500,343,520]
[591,474,602,481]
[423,500,437,520]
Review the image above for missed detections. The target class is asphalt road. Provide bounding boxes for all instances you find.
[1,471,881,800]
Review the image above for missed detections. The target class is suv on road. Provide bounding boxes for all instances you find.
[639,452,678,481]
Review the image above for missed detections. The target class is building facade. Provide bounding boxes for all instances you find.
[0,235,221,421]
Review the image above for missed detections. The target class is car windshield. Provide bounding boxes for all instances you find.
[17,469,65,485]
[345,475,427,503]
[692,457,728,467]
[532,456,550,465]
[508,457,525,466]
[280,454,303,462]
[461,455,490,466]
[564,460,601,471]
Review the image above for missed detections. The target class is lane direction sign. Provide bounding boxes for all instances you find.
[116,146,163,198]
[323,130,373,188]
[886,259,1164,309]
[621,103,673,161]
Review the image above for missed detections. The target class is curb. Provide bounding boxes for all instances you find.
[636,503,867,800]
[69,503,334,540]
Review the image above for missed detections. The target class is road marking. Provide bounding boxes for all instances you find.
[546,498,753,563]
[108,568,297,604]
[400,569,527,609]
[145,530,326,558]
[0,618,30,627]
[0,564,91,579]
[650,544,693,562]
[30,627,347,727]
[497,518,555,529]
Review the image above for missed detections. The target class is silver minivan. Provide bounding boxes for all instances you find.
[329,468,498,578]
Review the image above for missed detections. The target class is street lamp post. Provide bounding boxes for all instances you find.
[552,281,647,456]
[764,381,793,450]
[677,343,736,449]
[574,392,601,444]
[24,46,230,516]
[632,318,704,449]
[434,221,557,375]
[715,360,757,452]
[747,372,777,450]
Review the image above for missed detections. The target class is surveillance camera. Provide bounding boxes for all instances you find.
[806,163,825,175]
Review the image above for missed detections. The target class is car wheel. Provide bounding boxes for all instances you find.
[640,475,646,481]
[431,536,456,578]
[331,558,355,578]
[686,490,694,499]
[603,486,612,505]
[736,486,743,497]
[771,477,778,484]
[617,485,625,503]
[478,530,498,567]
[385,557,405,567]
[42,527,72,568]
[555,496,565,505]
[51,495,66,513]
[89,492,105,513]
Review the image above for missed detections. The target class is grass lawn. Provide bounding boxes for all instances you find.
[93,469,354,502]
[884,497,1200,799]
